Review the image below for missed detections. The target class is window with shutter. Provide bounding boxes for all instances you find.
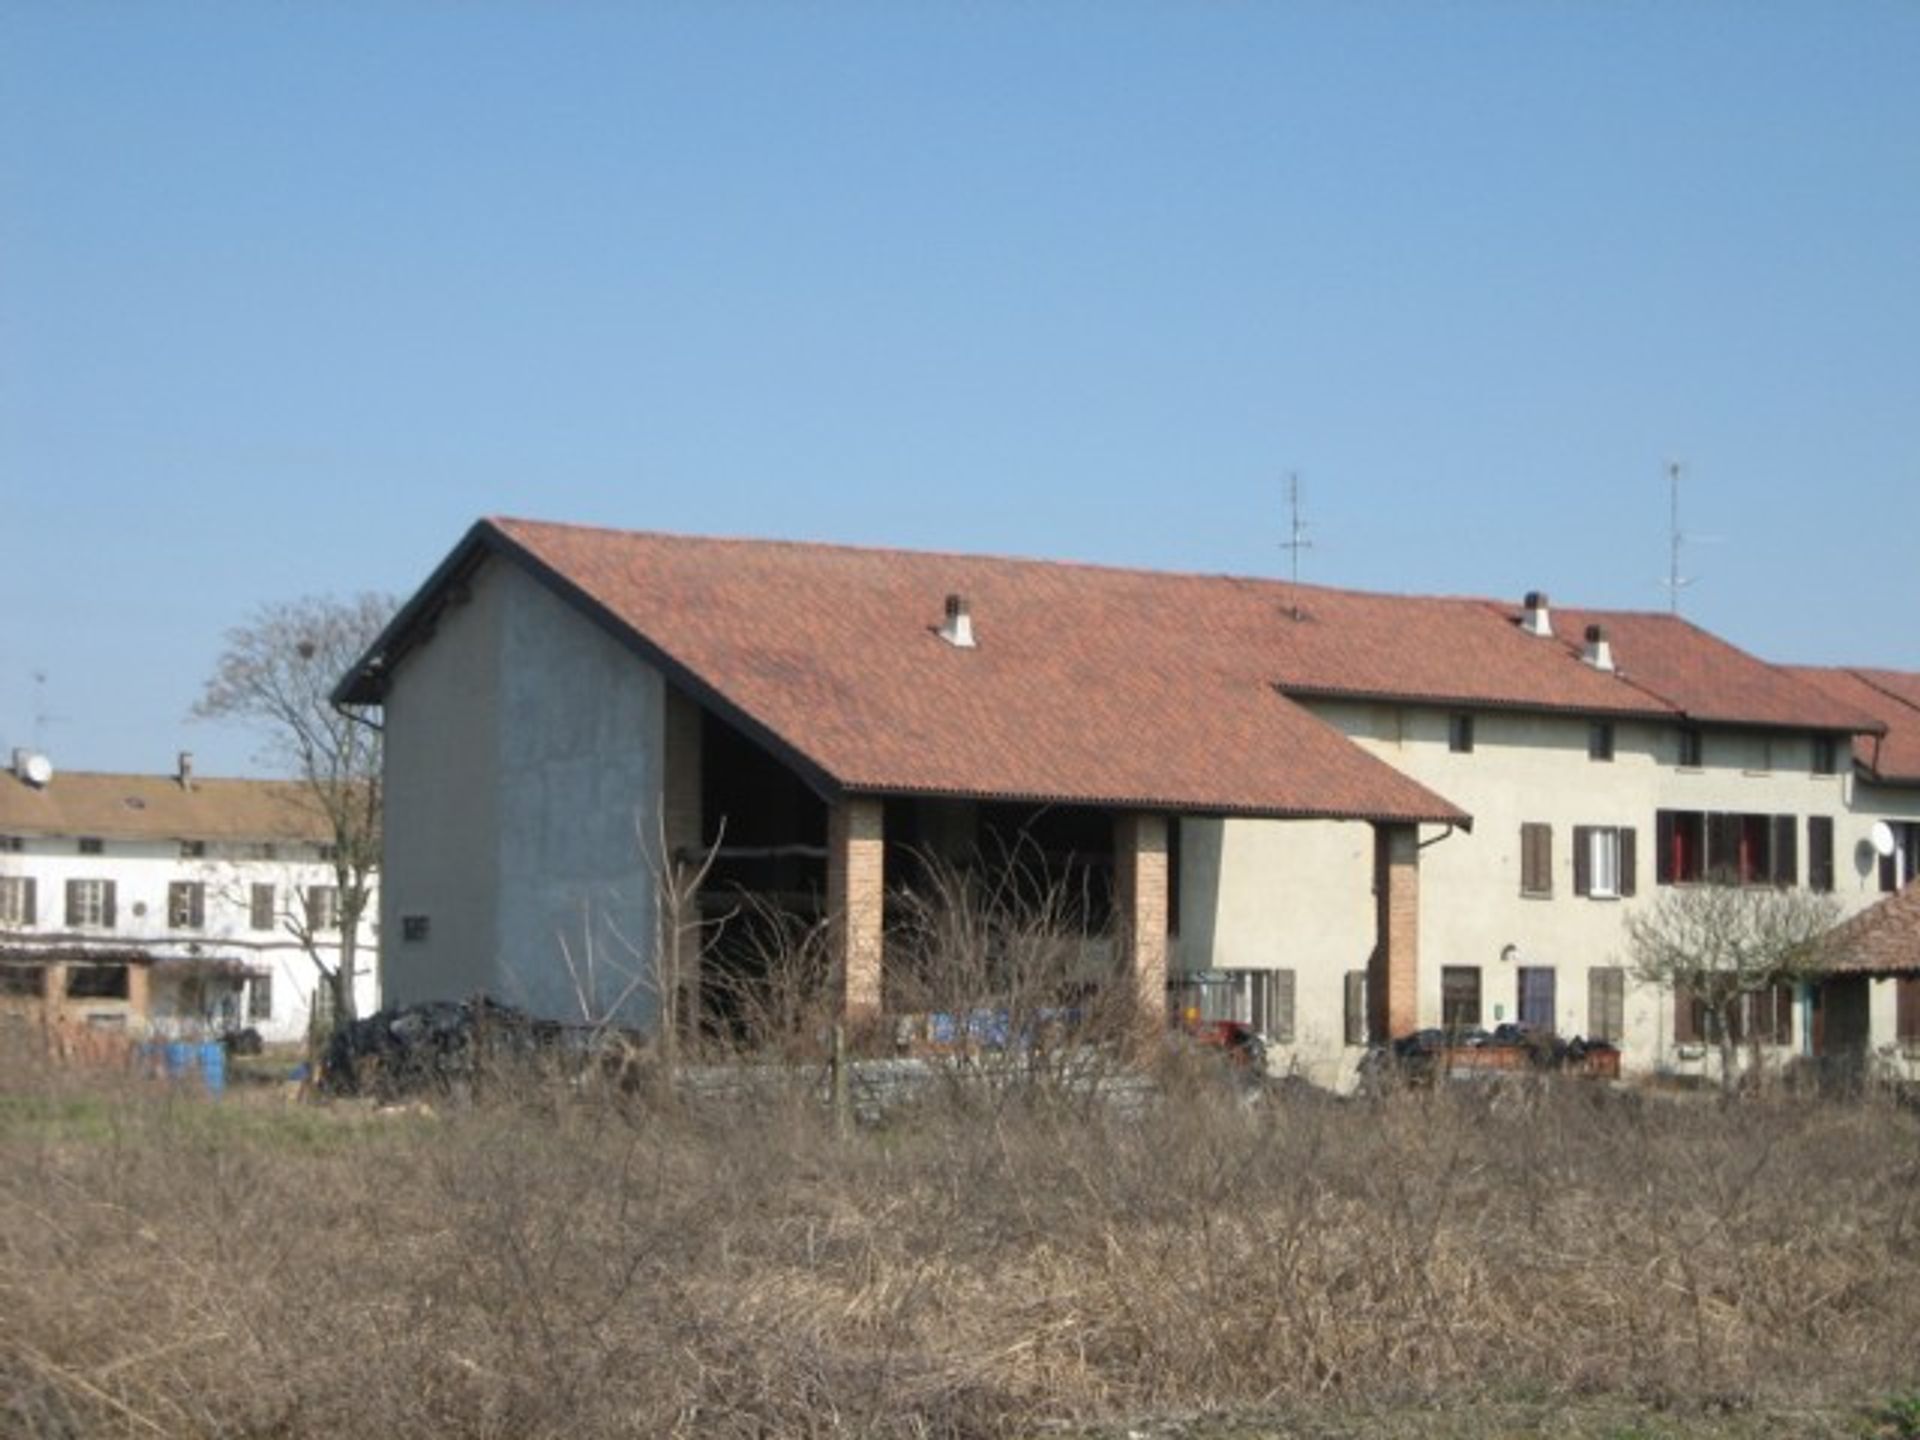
[1517,967,1556,1028]
[1344,970,1368,1046]
[1588,967,1626,1044]
[0,877,33,928]
[249,973,274,1022]
[1898,978,1920,1046]
[66,879,114,929]
[250,884,276,932]
[1808,817,1834,893]
[167,882,206,930]
[1520,823,1552,896]
[1674,985,1701,1044]
[1771,816,1797,887]
[1441,967,1482,1030]
[1267,969,1296,1044]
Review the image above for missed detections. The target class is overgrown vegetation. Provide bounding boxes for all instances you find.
[2,1038,1917,1438]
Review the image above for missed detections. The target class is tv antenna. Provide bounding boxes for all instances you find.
[1280,471,1313,620]
[31,670,67,750]
[1662,461,1692,613]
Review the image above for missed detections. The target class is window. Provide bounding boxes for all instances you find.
[250,884,277,932]
[1880,821,1920,893]
[1344,970,1369,1046]
[1898,978,1920,1048]
[1808,817,1835,893]
[1589,722,1615,762]
[0,835,24,852]
[1448,713,1475,754]
[65,963,130,1000]
[316,844,339,863]
[402,914,430,943]
[305,886,340,932]
[0,964,45,998]
[1588,967,1626,1044]
[77,837,103,856]
[1174,968,1295,1043]
[1657,811,1796,886]
[248,973,274,1022]
[1673,984,1794,1046]
[64,879,116,929]
[1441,966,1482,1031]
[1520,822,1553,896]
[1573,826,1636,899]
[167,881,206,930]
[1812,736,1838,776]
[179,839,206,859]
[1517,967,1556,1029]
[1678,728,1704,768]
[0,876,36,927]
[252,842,279,861]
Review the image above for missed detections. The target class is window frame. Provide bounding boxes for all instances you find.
[1589,721,1615,763]
[1441,966,1482,1032]
[1448,713,1475,754]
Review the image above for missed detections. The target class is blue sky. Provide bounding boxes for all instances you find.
[3,2,1916,775]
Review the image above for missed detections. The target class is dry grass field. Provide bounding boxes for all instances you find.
[2,1045,1917,1439]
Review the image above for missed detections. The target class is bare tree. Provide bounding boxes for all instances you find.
[195,594,394,1030]
[1625,878,1839,1092]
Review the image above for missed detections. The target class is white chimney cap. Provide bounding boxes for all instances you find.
[938,593,976,649]
[1583,623,1616,673]
[1520,591,1553,638]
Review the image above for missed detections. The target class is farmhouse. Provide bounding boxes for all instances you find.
[339,517,1920,1084]
[0,751,379,1042]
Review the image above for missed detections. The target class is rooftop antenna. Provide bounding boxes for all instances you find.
[1662,460,1693,615]
[31,670,67,751]
[1280,470,1313,621]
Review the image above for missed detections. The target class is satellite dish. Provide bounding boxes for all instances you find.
[22,753,52,787]
[1871,822,1897,858]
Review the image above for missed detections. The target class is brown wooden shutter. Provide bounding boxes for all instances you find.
[1772,816,1797,887]
[1272,969,1296,1044]
[1619,828,1637,896]
[1809,817,1834,893]
[191,884,205,928]
[1520,823,1551,894]
[102,881,117,929]
[21,878,34,926]
[1674,985,1698,1043]
[1589,967,1625,1044]
[1898,978,1920,1044]
[1772,984,1795,1046]
[1707,813,1737,879]
[1656,811,1675,885]
[65,879,82,927]
[1344,970,1367,1046]
[1883,849,1898,893]
[1573,826,1592,896]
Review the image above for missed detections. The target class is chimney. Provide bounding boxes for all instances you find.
[11,748,27,780]
[938,593,976,649]
[1582,624,1616,673]
[1520,590,1553,638]
[177,751,195,790]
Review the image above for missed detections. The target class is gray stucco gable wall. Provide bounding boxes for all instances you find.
[379,556,668,1028]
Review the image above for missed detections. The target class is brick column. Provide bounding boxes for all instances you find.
[1371,823,1420,1041]
[661,688,704,1042]
[1113,812,1169,1029]
[828,796,885,1022]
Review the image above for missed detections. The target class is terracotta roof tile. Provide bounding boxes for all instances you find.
[0,771,332,845]
[485,519,1465,823]
[350,518,1883,825]
[1819,880,1920,977]
[1781,667,1920,783]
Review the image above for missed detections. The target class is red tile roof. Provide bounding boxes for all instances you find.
[1544,610,1879,733]
[1781,667,1920,784]
[341,519,1885,824]
[1819,880,1920,977]
[477,519,1464,823]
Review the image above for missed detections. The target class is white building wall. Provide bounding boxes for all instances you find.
[1176,696,1920,1085]
[0,835,374,1044]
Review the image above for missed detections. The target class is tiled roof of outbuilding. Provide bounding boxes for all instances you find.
[1819,880,1920,977]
